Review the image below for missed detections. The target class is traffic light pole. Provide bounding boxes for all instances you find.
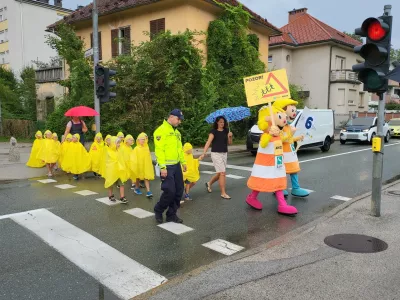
[93,0,100,133]
[371,92,385,217]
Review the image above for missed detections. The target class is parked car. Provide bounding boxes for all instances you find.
[339,117,390,144]
[247,109,335,155]
[388,118,400,137]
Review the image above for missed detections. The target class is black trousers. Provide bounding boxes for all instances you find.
[154,163,184,217]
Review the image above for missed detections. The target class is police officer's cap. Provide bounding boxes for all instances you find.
[170,109,184,120]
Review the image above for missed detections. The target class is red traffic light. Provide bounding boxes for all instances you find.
[368,20,386,41]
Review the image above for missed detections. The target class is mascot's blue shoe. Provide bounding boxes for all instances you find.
[283,190,289,197]
[291,188,309,197]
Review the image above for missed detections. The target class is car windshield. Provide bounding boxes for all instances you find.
[389,120,400,126]
[346,118,374,126]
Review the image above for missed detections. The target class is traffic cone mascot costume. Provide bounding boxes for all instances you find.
[273,99,309,198]
[246,106,298,215]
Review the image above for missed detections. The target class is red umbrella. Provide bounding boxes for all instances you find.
[64,106,99,117]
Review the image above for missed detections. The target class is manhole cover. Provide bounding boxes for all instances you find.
[324,234,388,253]
[387,190,400,196]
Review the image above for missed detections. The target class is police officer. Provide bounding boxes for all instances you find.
[153,109,187,224]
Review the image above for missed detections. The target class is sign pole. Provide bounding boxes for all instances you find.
[371,92,385,217]
[93,0,100,133]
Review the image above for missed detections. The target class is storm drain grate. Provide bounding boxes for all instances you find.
[387,190,400,196]
[324,234,388,253]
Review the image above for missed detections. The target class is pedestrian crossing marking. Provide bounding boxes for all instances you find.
[75,190,98,196]
[289,188,315,193]
[331,195,352,201]
[10,209,167,299]
[124,208,155,219]
[201,171,215,175]
[37,179,57,184]
[55,184,76,190]
[201,171,245,179]
[95,197,123,206]
[202,239,244,256]
[158,222,194,235]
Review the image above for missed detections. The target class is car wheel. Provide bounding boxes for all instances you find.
[340,139,346,145]
[251,151,257,156]
[370,132,376,145]
[320,137,331,152]
[385,131,390,143]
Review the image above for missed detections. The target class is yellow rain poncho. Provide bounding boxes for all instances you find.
[52,133,61,160]
[182,143,200,183]
[104,136,129,188]
[89,132,104,174]
[59,134,72,166]
[62,134,91,174]
[130,133,154,181]
[117,131,125,142]
[26,131,45,168]
[99,134,112,177]
[37,130,58,164]
[121,135,134,179]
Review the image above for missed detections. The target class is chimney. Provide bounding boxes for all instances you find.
[54,0,62,7]
[288,8,308,23]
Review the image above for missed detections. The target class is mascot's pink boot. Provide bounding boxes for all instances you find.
[246,191,263,210]
[275,190,298,215]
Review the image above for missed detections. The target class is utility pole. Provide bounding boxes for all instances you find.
[93,0,100,133]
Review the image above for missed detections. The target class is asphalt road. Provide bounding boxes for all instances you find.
[1,140,400,300]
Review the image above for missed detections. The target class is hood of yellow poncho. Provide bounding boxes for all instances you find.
[117,132,124,138]
[35,131,43,139]
[44,130,52,138]
[183,143,193,153]
[136,133,149,147]
[124,134,134,146]
[109,136,119,151]
[52,133,58,138]
[95,132,103,142]
[73,133,80,142]
[66,133,73,141]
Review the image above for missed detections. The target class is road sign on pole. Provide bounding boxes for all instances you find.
[84,48,93,58]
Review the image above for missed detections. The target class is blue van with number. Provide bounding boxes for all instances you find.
[246,109,335,155]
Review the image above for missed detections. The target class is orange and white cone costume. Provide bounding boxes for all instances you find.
[246,106,298,215]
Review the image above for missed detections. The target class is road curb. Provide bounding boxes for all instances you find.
[134,177,400,299]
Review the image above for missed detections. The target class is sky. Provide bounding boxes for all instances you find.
[63,0,400,48]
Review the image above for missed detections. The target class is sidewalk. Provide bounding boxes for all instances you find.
[142,179,400,300]
[0,143,247,181]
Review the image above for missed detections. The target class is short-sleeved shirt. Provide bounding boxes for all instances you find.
[210,128,228,153]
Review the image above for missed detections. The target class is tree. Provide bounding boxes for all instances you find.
[343,31,363,43]
[19,67,38,120]
[385,101,400,111]
[0,68,26,119]
[390,48,400,63]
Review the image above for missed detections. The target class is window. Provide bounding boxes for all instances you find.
[338,88,345,106]
[111,26,131,57]
[90,32,102,60]
[359,92,364,107]
[348,89,357,106]
[0,15,3,22]
[286,55,290,62]
[268,55,273,63]
[335,56,346,70]
[150,18,165,40]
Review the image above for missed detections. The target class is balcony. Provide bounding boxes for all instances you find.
[330,69,360,84]
[35,67,63,83]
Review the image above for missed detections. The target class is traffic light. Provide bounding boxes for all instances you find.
[95,65,117,103]
[352,15,392,94]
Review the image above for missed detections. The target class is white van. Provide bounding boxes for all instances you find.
[246,109,335,154]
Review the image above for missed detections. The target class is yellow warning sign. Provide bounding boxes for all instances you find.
[243,69,291,107]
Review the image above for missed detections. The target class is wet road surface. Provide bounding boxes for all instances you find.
[1,140,400,299]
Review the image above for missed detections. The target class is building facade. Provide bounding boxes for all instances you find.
[269,8,369,122]
[0,0,71,73]
[48,0,281,68]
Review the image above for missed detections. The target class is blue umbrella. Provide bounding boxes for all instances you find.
[205,106,251,124]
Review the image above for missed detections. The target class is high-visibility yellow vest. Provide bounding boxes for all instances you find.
[153,120,186,168]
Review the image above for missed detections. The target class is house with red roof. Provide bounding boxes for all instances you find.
[47,0,281,67]
[269,8,368,117]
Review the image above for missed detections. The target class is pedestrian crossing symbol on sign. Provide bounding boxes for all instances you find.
[290,144,296,153]
[275,156,283,168]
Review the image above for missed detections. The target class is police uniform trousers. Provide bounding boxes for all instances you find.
[154,163,184,217]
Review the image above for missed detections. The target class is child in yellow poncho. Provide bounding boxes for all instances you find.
[99,134,112,178]
[52,132,61,171]
[130,133,154,198]
[182,143,202,201]
[37,130,59,177]
[62,134,91,180]
[60,134,72,173]
[26,131,45,168]
[117,131,125,142]
[104,136,129,203]
[89,132,104,177]
[120,135,134,188]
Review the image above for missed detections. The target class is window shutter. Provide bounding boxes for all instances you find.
[111,29,118,57]
[150,20,157,40]
[123,26,131,55]
[158,18,165,34]
[90,32,93,47]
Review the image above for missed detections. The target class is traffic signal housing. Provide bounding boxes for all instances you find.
[95,65,117,103]
[352,15,392,94]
